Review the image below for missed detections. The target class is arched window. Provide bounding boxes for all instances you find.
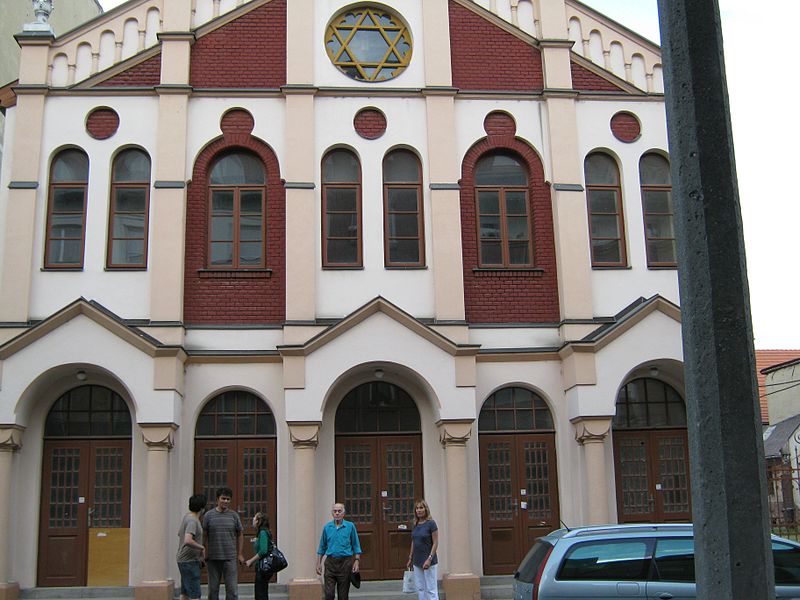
[107,148,151,268]
[479,386,553,431]
[640,153,676,267]
[322,149,362,267]
[208,152,266,269]
[45,149,89,269]
[335,382,420,433]
[383,149,424,267]
[474,153,532,267]
[45,385,132,437]
[585,152,626,267]
[196,390,276,437]
[613,377,686,429]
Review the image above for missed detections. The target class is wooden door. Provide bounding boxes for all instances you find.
[479,433,560,575]
[336,435,422,580]
[194,439,277,583]
[38,440,131,587]
[614,429,691,523]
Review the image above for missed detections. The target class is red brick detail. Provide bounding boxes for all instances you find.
[570,60,625,92]
[221,109,255,135]
[449,1,543,91]
[483,112,516,137]
[353,108,387,140]
[610,112,641,143]
[190,0,286,88]
[460,136,560,323]
[101,54,162,87]
[85,107,120,139]
[184,132,285,325]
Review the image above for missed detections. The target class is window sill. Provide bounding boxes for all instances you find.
[591,265,631,270]
[105,267,148,272]
[472,268,544,277]
[385,265,427,270]
[322,266,364,270]
[647,265,678,270]
[41,267,83,271]
[198,269,272,279]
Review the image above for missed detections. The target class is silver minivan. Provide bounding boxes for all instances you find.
[512,523,800,599]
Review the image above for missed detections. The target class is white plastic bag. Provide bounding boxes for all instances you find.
[402,569,416,593]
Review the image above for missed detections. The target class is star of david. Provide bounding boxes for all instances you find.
[326,7,413,82]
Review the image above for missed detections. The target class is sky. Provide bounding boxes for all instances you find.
[96,0,800,349]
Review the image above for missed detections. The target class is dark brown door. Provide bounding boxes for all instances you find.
[479,433,560,575]
[194,439,277,582]
[336,435,422,580]
[38,440,131,587]
[613,429,691,523]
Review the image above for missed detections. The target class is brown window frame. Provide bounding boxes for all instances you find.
[322,150,363,268]
[474,152,534,269]
[44,149,89,270]
[207,185,267,269]
[640,154,676,268]
[585,153,627,268]
[106,149,151,269]
[383,150,425,268]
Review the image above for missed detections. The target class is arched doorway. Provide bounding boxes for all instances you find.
[194,390,277,583]
[334,382,422,581]
[612,377,691,522]
[478,386,560,575]
[38,385,132,587]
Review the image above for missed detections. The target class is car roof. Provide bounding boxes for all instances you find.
[540,524,800,546]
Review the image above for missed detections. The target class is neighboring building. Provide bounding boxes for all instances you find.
[0,0,102,165]
[759,351,800,424]
[0,1,688,598]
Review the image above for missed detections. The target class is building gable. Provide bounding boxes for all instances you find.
[449,0,544,92]
[190,0,286,89]
[100,52,162,87]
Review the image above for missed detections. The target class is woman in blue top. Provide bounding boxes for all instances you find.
[405,499,439,600]
[244,512,272,600]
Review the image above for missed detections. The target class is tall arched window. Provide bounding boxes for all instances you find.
[45,149,89,269]
[640,153,676,267]
[474,152,532,267]
[383,149,424,267]
[613,377,686,429]
[107,148,151,268]
[585,152,626,267]
[322,149,362,267]
[208,151,266,269]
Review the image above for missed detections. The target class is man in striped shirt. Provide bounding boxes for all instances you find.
[203,487,244,600]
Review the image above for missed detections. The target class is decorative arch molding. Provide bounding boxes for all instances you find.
[459,133,559,324]
[184,125,286,324]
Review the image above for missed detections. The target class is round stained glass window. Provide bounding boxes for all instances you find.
[325,5,412,82]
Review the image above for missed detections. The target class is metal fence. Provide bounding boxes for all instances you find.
[767,460,800,541]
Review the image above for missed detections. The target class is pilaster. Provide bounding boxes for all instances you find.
[0,427,23,600]
[437,420,480,599]
[287,422,323,600]
[572,416,612,525]
[135,425,176,600]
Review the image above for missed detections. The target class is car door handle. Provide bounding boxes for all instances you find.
[657,593,674,599]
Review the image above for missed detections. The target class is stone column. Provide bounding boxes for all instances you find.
[287,423,322,600]
[572,417,612,525]
[438,420,480,600]
[135,425,176,600]
[0,427,23,600]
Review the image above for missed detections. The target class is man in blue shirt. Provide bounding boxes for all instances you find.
[316,503,362,600]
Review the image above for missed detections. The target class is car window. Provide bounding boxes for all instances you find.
[773,541,800,584]
[516,540,554,584]
[653,538,695,582]
[558,540,650,581]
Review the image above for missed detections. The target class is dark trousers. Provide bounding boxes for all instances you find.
[206,559,238,600]
[324,556,354,600]
[254,566,270,600]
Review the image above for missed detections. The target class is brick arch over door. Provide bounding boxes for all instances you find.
[184,126,285,324]
[460,135,559,323]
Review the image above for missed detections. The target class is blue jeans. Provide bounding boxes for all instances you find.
[177,561,201,600]
[207,559,238,600]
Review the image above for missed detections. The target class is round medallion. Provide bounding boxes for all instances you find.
[325,5,412,82]
[610,112,641,143]
[86,107,120,140]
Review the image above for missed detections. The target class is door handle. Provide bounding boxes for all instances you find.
[658,593,674,599]
[88,507,95,527]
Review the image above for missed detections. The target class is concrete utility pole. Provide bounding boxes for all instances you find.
[657,1,774,598]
